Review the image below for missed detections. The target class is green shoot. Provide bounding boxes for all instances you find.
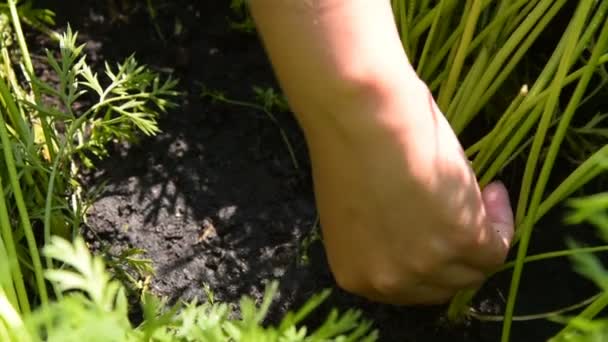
[6,236,379,342]
[201,85,300,170]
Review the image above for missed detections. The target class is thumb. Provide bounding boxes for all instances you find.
[482,181,514,250]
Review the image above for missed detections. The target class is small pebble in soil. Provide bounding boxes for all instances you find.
[197,218,218,243]
[217,205,238,222]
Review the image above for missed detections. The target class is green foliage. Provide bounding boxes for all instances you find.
[201,85,299,169]
[298,217,321,267]
[103,246,155,295]
[32,27,180,167]
[0,7,378,341]
[391,1,608,340]
[229,0,256,33]
[0,0,179,328]
[547,193,608,341]
[0,236,378,342]
[565,113,608,165]
[0,0,57,39]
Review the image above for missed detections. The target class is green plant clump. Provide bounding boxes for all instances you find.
[0,2,379,341]
[0,0,178,333]
[548,192,608,341]
[0,236,377,342]
[391,0,608,341]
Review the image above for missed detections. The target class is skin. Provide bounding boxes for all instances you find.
[250,0,515,305]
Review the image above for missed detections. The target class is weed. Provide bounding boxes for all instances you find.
[548,192,608,341]
[201,85,300,170]
[298,216,321,267]
[229,0,256,33]
[0,0,179,325]
[0,235,379,341]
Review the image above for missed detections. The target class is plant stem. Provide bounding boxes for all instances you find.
[529,19,608,219]
[475,1,608,182]
[392,0,410,59]
[471,293,600,322]
[410,5,437,42]
[499,0,541,43]
[501,3,596,340]
[202,93,300,170]
[7,0,56,161]
[423,27,462,86]
[0,179,25,313]
[416,0,452,76]
[535,145,608,227]
[437,0,481,109]
[475,57,608,183]
[0,63,44,197]
[0,77,48,308]
[43,115,89,272]
[549,292,608,341]
[454,0,565,134]
[447,47,488,122]
[498,245,608,272]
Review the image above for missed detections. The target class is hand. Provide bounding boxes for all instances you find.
[249,0,514,305]
[305,81,514,305]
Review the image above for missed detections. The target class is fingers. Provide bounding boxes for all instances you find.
[482,181,514,249]
[364,265,484,305]
[362,280,456,306]
[418,182,513,301]
[464,181,515,272]
[425,262,486,289]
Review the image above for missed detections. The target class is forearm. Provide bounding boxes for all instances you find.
[249,0,422,137]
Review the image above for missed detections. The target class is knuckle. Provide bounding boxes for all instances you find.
[446,220,482,246]
[483,254,506,271]
[452,231,480,251]
[409,259,432,277]
[450,224,493,254]
[332,270,363,295]
[369,273,403,298]
[333,270,401,302]
[408,249,442,277]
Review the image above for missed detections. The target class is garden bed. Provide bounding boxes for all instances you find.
[38,1,605,341]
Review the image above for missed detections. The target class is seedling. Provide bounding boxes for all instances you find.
[0,235,379,341]
[201,85,300,170]
[0,0,179,324]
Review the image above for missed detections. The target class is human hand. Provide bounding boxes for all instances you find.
[249,0,514,305]
[305,80,514,305]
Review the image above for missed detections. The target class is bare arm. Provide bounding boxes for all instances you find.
[249,0,420,133]
[250,0,514,305]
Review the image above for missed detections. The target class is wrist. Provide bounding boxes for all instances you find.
[293,67,430,148]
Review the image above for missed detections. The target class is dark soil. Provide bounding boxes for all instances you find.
[34,1,605,341]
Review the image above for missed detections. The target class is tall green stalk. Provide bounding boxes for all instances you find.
[43,114,89,270]
[393,0,608,337]
[0,76,48,308]
[501,2,603,340]
[7,0,56,161]
[550,293,608,341]
[450,0,562,133]
[0,176,25,313]
[437,0,481,109]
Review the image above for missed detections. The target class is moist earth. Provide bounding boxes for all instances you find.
[35,1,604,341]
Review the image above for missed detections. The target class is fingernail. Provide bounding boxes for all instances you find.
[482,181,513,226]
[483,181,514,245]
